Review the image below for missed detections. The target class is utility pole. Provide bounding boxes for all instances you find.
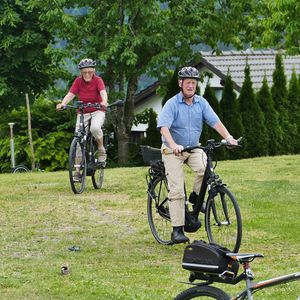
[25,93,36,171]
[8,122,15,168]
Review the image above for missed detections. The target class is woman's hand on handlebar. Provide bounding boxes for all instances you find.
[56,102,66,111]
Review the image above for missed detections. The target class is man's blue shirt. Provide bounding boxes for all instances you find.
[157,92,220,148]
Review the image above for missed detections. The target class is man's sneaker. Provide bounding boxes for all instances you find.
[98,149,107,162]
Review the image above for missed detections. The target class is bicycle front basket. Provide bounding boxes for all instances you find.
[140,145,162,164]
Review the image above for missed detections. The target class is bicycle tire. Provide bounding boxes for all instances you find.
[69,137,86,194]
[205,185,242,252]
[89,137,105,189]
[147,177,173,245]
[92,166,104,189]
[12,165,29,173]
[174,285,230,300]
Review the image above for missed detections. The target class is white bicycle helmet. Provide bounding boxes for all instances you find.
[78,58,96,69]
[178,66,200,80]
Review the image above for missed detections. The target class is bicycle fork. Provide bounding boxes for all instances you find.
[208,185,231,226]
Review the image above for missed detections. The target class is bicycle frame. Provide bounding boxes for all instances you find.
[176,253,299,300]
[186,141,227,219]
[233,267,300,299]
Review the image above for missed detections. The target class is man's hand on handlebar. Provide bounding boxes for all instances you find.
[226,136,238,146]
[223,136,243,147]
[170,143,184,156]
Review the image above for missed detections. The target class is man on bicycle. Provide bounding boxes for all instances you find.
[56,58,108,162]
[157,66,237,244]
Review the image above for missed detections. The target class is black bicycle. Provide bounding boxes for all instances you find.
[146,139,242,252]
[66,99,123,194]
[174,252,300,299]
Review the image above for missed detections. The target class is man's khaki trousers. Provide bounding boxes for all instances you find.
[162,145,207,227]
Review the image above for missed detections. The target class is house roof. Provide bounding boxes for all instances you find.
[134,49,300,103]
[197,49,300,92]
[135,80,160,105]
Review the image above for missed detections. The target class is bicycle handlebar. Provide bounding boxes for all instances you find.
[62,99,124,111]
[183,137,243,153]
[162,138,242,155]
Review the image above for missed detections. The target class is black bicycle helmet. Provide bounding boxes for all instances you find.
[78,58,96,69]
[178,66,200,80]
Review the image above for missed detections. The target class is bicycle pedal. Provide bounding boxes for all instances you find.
[73,175,82,182]
[97,161,107,168]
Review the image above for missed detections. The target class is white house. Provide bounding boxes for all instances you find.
[133,49,300,136]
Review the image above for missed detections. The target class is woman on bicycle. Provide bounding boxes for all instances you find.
[56,58,108,162]
[157,66,238,244]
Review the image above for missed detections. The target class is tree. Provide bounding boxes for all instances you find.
[161,68,180,107]
[27,0,256,164]
[271,53,294,154]
[253,0,300,54]
[0,98,74,172]
[219,74,244,159]
[141,109,161,148]
[256,76,282,155]
[201,83,219,143]
[287,70,300,153]
[200,83,228,161]
[0,1,65,110]
[239,65,268,157]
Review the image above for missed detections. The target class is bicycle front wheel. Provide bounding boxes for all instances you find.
[174,285,230,300]
[69,137,86,194]
[92,165,104,189]
[147,177,172,245]
[90,137,105,189]
[205,185,242,252]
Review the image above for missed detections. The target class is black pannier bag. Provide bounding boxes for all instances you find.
[182,240,239,282]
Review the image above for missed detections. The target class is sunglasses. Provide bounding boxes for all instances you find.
[81,71,94,75]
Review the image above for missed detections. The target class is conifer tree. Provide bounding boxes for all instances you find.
[256,76,281,155]
[141,109,161,148]
[200,83,220,145]
[162,68,180,107]
[287,70,300,153]
[239,65,268,157]
[271,53,292,154]
[220,74,244,159]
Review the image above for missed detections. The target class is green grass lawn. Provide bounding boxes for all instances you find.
[0,155,299,299]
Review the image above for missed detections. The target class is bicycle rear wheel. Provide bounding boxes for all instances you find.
[147,177,172,245]
[69,137,86,194]
[174,285,230,299]
[12,165,29,173]
[205,185,242,252]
